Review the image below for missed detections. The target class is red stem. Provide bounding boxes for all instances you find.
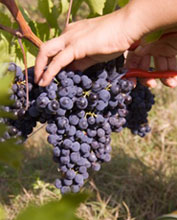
[125,69,177,79]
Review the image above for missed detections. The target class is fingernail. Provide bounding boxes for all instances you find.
[38,79,44,86]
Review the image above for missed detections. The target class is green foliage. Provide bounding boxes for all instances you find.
[0,206,6,220]
[0,44,23,168]
[145,30,164,43]
[15,193,87,220]
[118,0,129,7]
[103,0,117,14]
[0,137,23,168]
[86,0,107,15]
[38,0,60,29]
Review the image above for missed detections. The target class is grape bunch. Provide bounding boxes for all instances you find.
[0,56,155,194]
[125,81,155,137]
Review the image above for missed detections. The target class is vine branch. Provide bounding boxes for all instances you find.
[0,0,42,48]
[0,24,22,38]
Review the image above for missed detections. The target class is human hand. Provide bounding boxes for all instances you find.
[34,8,144,86]
[125,33,177,88]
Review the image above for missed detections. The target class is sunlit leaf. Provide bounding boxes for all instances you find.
[15,193,88,220]
[0,70,14,106]
[86,0,106,15]
[61,0,69,14]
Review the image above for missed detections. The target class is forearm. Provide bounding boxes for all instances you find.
[122,0,177,41]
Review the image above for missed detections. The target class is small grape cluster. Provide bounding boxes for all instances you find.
[0,63,39,143]
[125,81,155,137]
[0,57,155,194]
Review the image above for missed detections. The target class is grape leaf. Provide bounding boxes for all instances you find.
[103,0,117,14]
[118,0,129,7]
[36,22,50,42]
[15,193,88,220]
[86,0,107,15]
[38,0,60,28]
[0,137,23,169]
[0,69,14,106]
[145,30,164,43]
[61,0,69,14]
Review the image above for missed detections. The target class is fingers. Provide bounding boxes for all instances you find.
[38,46,75,86]
[154,56,177,88]
[34,36,66,84]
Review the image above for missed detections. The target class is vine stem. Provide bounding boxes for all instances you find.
[0,24,22,38]
[65,0,74,27]
[18,38,29,110]
[0,0,42,48]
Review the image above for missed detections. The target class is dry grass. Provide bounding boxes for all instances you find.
[0,85,177,220]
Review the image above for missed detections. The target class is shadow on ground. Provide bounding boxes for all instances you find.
[0,141,177,220]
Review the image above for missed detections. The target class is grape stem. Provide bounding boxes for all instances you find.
[125,69,177,78]
[65,0,74,27]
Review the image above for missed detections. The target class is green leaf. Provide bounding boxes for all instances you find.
[86,0,107,15]
[60,0,69,14]
[38,0,60,28]
[0,205,6,220]
[36,22,50,42]
[145,30,164,43]
[118,0,129,7]
[0,68,14,106]
[15,193,88,220]
[0,137,23,169]
[72,0,84,16]
[103,0,117,14]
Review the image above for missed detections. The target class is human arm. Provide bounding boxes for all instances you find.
[35,0,177,86]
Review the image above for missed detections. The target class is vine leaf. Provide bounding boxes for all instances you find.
[38,0,60,29]
[61,0,69,14]
[86,0,107,15]
[118,0,129,7]
[103,0,117,14]
[145,30,164,43]
[15,193,88,220]
[0,137,23,168]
